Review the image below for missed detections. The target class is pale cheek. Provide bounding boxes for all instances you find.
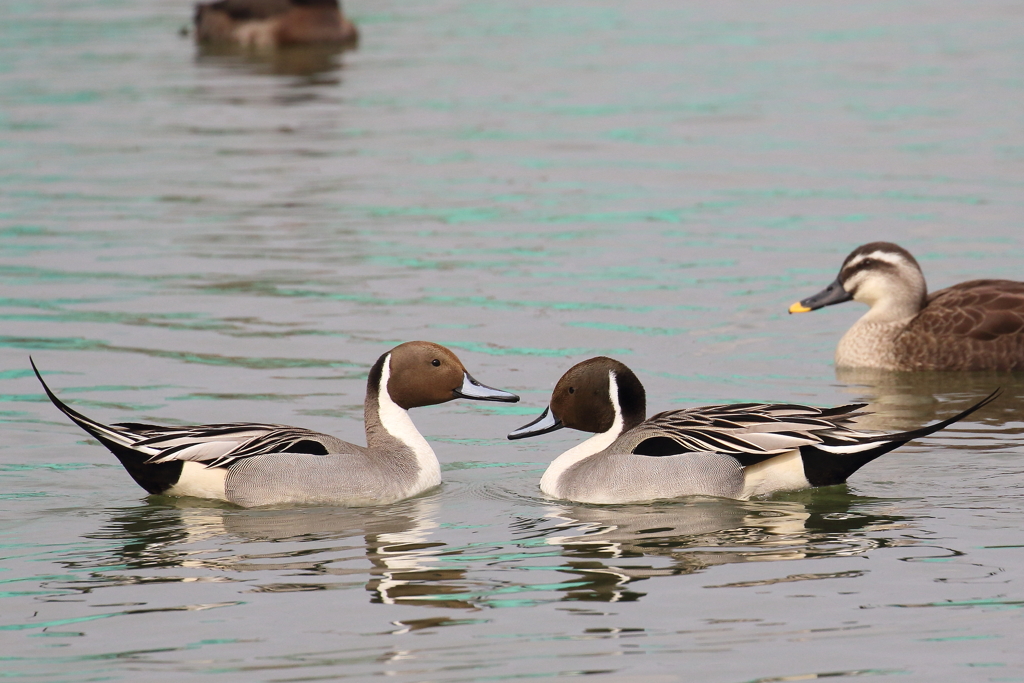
[851,277,888,306]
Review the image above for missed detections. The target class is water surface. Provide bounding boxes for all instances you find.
[3,1,1024,681]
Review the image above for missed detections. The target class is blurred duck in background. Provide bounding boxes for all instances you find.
[194,0,358,49]
[790,241,1024,371]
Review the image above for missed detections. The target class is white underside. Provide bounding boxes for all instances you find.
[540,372,624,498]
[741,450,811,499]
[164,461,229,501]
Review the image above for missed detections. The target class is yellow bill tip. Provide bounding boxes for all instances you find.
[789,302,812,314]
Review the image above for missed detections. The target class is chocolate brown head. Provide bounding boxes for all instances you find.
[508,357,646,439]
[368,341,518,410]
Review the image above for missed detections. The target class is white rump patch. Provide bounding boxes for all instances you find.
[741,450,810,499]
[233,20,277,49]
[164,462,228,501]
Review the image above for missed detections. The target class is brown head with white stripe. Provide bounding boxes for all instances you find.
[508,357,646,440]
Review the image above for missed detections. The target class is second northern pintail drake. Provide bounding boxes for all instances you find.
[508,357,997,504]
[33,342,518,507]
[194,0,359,48]
[789,241,1024,371]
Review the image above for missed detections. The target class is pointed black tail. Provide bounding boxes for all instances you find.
[800,388,1001,488]
[31,358,182,495]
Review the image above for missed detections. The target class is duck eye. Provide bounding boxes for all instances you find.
[568,387,575,394]
[431,359,441,367]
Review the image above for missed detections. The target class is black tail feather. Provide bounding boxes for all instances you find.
[859,388,1002,445]
[801,388,1001,487]
[31,357,182,495]
[31,357,121,444]
[801,440,907,488]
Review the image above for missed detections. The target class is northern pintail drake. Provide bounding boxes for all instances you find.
[194,0,359,48]
[508,357,997,504]
[789,242,1024,371]
[33,342,518,507]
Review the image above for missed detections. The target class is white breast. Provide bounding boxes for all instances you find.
[540,372,624,498]
[377,356,442,496]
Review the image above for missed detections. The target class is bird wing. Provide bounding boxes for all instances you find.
[910,280,1024,342]
[116,422,337,468]
[31,358,357,473]
[620,402,875,465]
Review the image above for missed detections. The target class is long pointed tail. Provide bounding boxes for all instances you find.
[31,358,181,494]
[30,357,146,450]
[861,388,1001,445]
[800,388,1001,487]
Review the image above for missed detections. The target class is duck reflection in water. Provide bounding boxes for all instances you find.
[195,41,348,78]
[835,367,1024,433]
[526,490,914,603]
[77,498,477,609]
[69,490,920,609]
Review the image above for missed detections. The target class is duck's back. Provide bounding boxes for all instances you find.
[897,279,1024,370]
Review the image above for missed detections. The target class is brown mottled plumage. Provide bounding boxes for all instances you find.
[791,242,1024,371]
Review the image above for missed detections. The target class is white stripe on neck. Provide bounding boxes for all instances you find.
[540,370,624,498]
[377,354,441,494]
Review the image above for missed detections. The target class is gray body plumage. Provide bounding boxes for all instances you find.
[542,401,871,504]
[225,449,417,507]
[220,419,423,507]
[553,449,744,504]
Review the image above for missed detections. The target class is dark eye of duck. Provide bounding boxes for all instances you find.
[568,387,575,394]
[431,359,441,367]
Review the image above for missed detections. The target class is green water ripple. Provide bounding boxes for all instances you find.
[0,336,364,371]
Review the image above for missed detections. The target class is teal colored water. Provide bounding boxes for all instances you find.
[2,1,1024,680]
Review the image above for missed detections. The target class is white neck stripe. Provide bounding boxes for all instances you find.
[539,370,625,497]
[376,354,441,493]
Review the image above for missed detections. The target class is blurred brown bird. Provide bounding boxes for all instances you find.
[194,0,358,48]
